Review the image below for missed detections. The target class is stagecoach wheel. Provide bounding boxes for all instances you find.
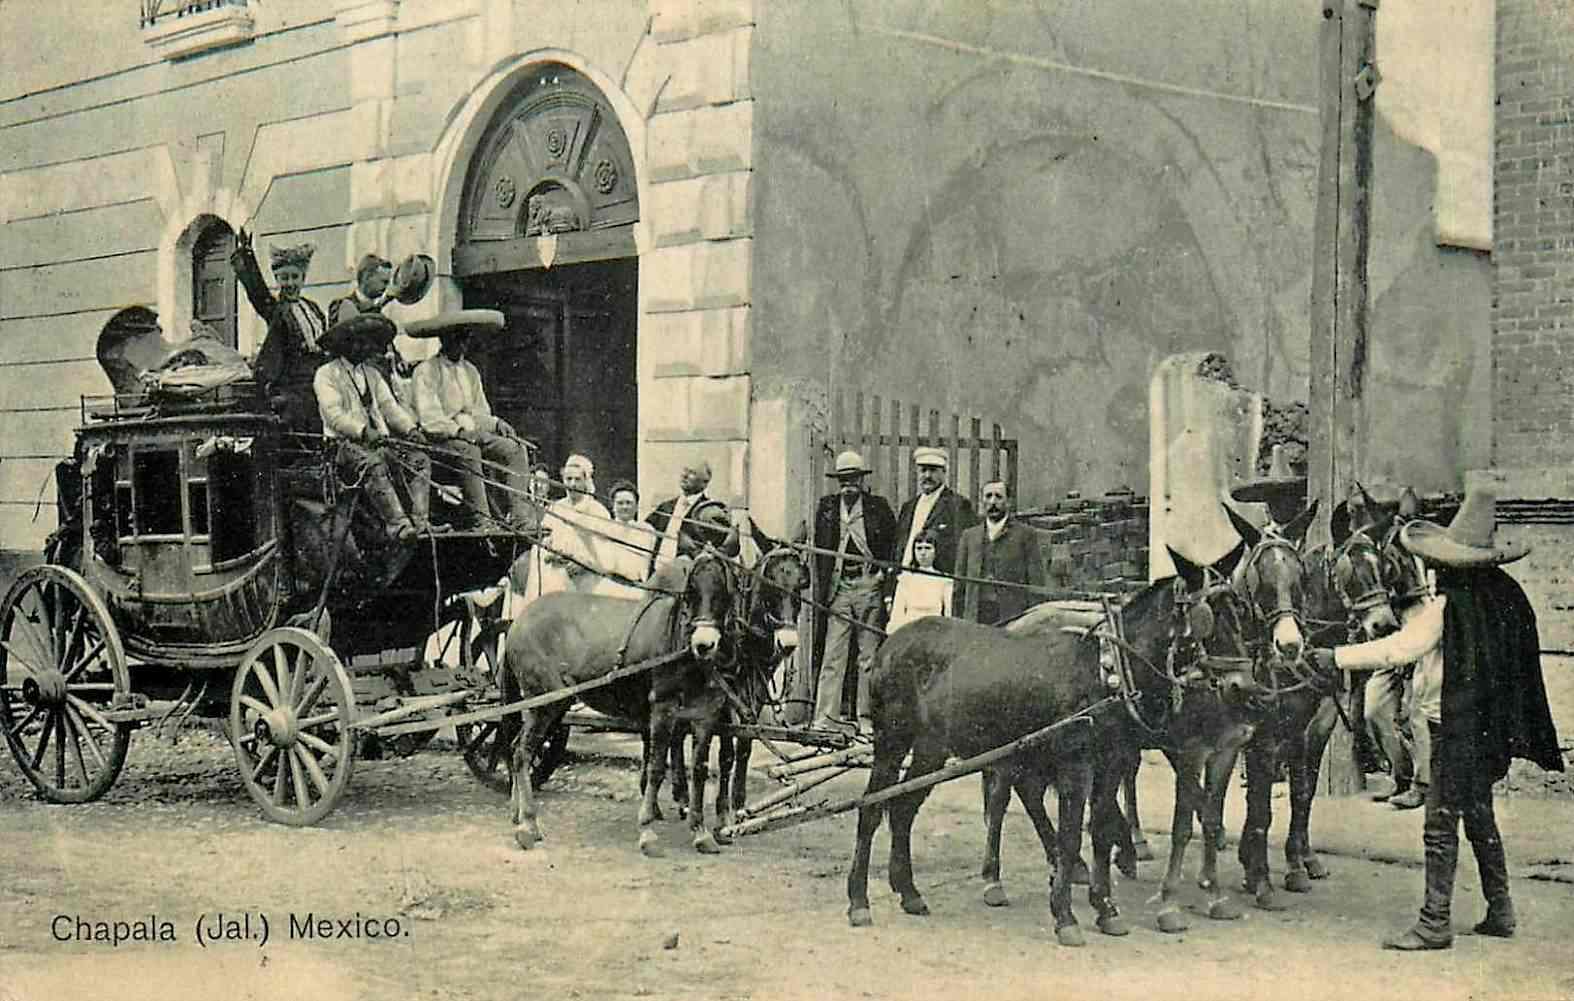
[460,717,569,793]
[0,565,131,803]
[230,627,356,826]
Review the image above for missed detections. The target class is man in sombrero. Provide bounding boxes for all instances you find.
[1230,443,1310,535]
[1310,486,1563,949]
[232,229,329,435]
[313,313,435,543]
[407,310,533,531]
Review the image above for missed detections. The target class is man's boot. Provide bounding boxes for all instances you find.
[1385,807,1456,950]
[365,464,417,543]
[1472,830,1516,937]
[1390,782,1426,810]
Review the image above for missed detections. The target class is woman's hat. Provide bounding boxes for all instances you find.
[1401,485,1530,567]
[403,309,506,339]
[826,450,872,478]
[319,313,397,357]
[392,253,436,305]
[1230,443,1307,506]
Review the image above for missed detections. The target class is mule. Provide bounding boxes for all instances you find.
[848,546,1269,944]
[504,551,739,854]
[1230,504,1403,907]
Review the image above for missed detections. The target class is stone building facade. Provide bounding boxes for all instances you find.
[0,0,1503,576]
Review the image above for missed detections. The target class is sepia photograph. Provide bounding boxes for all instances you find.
[0,1,1571,998]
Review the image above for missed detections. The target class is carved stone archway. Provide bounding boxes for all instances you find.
[455,65,639,274]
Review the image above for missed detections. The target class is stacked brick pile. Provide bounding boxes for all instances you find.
[1025,489,1150,595]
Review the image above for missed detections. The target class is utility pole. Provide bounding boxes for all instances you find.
[1308,0,1379,796]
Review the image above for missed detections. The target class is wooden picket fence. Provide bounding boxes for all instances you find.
[807,392,1019,508]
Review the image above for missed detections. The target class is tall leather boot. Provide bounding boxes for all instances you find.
[1469,813,1516,937]
[1385,806,1456,950]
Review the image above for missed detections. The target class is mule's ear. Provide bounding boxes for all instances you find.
[1214,540,1248,577]
[1284,498,1320,547]
[1168,545,1203,589]
[1223,503,1261,550]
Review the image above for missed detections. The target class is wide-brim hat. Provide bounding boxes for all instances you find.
[826,449,872,478]
[403,309,506,339]
[393,254,436,306]
[1231,443,1308,505]
[319,312,398,356]
[1401,485,1530,567]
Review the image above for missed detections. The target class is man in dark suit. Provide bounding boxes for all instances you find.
[645,460,714,576]
[953,479,1046,625]
[892,446,977,586]
[810,450,897,734]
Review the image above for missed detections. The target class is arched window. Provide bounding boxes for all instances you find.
[192,220,237,346]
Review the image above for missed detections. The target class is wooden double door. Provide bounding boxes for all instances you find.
[461,258,638,494]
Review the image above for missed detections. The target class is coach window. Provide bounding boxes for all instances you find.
[192,221,238,347]
[130,449,183,537]
[206,449,266,563]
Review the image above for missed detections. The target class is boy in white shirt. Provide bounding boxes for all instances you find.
[887,531,952,631]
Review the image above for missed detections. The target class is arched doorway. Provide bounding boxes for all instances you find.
[454,64,640,490]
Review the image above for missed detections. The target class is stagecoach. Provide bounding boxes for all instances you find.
[0,311,558,825]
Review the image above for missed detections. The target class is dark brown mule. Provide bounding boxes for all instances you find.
[711,546,808,837]
[1045,543,1279,933]
[848,549,1268,945]
[504,550,737,854]
[1230,503,1402,907]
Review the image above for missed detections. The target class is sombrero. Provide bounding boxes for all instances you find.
[1231,443,1307,506]
[403,309,506,339]
[392,253,436,306]
[319,312,398,356]
[1401,485,1530,567]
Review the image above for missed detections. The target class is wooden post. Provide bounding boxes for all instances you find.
[1309,0,1379,796]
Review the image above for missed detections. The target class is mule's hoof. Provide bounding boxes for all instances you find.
[693,831,723,855]
[1070,860,1092,886]
[1098,914,1131,937]
[1134,841,1156,862]
[513,825,542,850]
[1056,924,1087,948]
[1305,858,1330,880]
[982,882,1010,908]
[639,829,663,857]
[675,804,690,821]
[1255,887,1289,912]
[900,895,930,917]
[1284,870,1313,894]
[1208,898,1243,921]
[848,907,873,928]
[1156,909,1190,934]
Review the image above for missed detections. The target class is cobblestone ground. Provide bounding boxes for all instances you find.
[1,725,1571,1001]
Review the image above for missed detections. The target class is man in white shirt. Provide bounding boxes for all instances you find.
[892,446,977,581]
[313,313,432,542]
[1309,487,1563,951]
[645,461,712,576]
[406,310,532,531]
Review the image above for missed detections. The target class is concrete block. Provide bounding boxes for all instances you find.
[648,103,753,181]
[651,0,696,43]
[390,152,433,212]
[347,33,398,101]
[642,440,750,507]
[349,159,394,216]
[692,238,752,309]
[336,0,400,42]
[648,172,750,246]
[344,99,393,162]
[643,245,697,311]
[655,28,751,113]
[385,213,431,261]
[695,0,755,34]
[621,34,671,120]
[643,376,693,439]
[699,172,751,240]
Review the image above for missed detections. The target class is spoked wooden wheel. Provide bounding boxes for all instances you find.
[230,627,356,826]
[0,566,131,803]
[460,716,568,794]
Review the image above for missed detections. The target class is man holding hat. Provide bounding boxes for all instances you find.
[232,229,329,434]
[1309,486,1563,950]
[810,450,897,734]
[893,446,977,582]
[313,313,433,542]
[407,310,532,531]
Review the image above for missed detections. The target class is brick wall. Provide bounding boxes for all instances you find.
[1027,490,1151,595]
[1492,0,1574,466]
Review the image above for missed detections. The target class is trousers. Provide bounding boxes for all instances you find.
[1364,667,1414,788]
[436,433,529,525]
[333,439,430,531]
[815,577,883,724]
[1415,723,1511,942]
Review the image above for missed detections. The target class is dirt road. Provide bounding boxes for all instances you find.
[1,731,1571,1001]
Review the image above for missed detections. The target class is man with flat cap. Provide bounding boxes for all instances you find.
[810,450,897,735]
[893,446,977,583]
[407,310,532,531]
[1309,486,1562,949]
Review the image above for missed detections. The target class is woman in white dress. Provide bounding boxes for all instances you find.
[534,454,643,601]
[887,531,953,632]
[602,479,659,587]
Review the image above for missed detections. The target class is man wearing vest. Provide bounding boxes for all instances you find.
[810,451,897,735]
[952,479,1045,625]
